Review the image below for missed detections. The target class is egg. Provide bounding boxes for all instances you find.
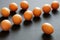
[51,1,59,10]
[20,1,29,10]
[12,14,22,25]
[1,7,10,17]
[33,7,42,17]
[9,2,18,11]
[42,23,54,35]
[1,20,12,31]
[24,10,33,21]
[42,4,51,14]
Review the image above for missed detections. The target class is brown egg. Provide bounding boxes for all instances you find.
[24,10,33,21]
[42,23,54,35]
[1,7,10,17]
[12,14,22,25]
[42,4,51,14]
[51,1,59,10]
[20,1,29,10]
[9,2,18,11]
[33,7,42,17]
[1,20,12,31]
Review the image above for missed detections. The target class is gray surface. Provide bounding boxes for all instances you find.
[0,0,60,40]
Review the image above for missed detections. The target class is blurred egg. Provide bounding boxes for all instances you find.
[1,7,10,17]
[42,4,51,14]
[24,10,33,21]
[42,23,54,35]
[51,1,59,10]
[1,20,12,31]
[33,7,42,17]
[12,14,22,25]
[9,2,18,11]
[20,1,29,10]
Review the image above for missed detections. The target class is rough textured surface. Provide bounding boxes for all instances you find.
[0,0,60,40]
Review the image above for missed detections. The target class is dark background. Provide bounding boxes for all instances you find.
[0,0,60,40]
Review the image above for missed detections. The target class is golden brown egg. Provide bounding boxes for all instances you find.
[42,23,54,35]
[51,1,59,10]
[1,7,10,17]
[42,4,51,14]
[24,10,33,21]
[33,7,42,17]
[9,2,18,11]
[1,20,12,31]
[20,1,29,10]
[12,14,22,25]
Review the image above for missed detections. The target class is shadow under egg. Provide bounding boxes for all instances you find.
[0,16,8,22]
[10,11,16,16]
[23,20,32,27]
[19,9,26,15]
[11,24,21,31]
[52,10,59,15]
[41,33,53,40]
[43,13,51,18]
[33,17,41,23]
[0,31,9,38]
